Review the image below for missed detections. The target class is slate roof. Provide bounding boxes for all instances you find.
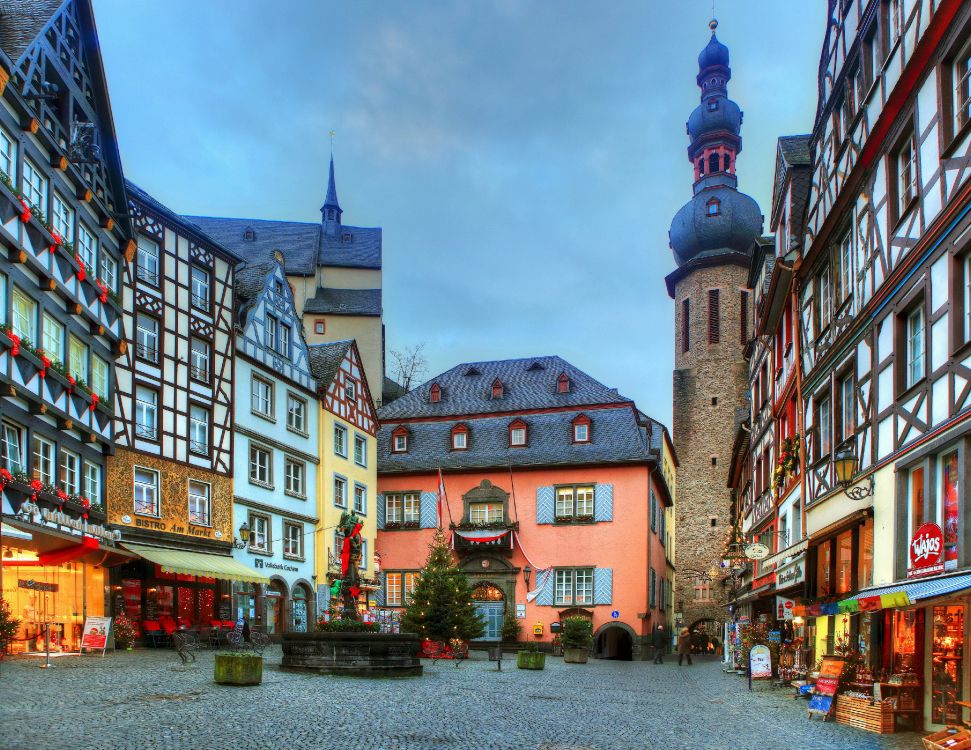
[303,287,381,316]
[306,340,354,390]
[234,260,277,325]
[0,0,62,64]
[778,135,812,166]
[184,216,382,274]
[378,356,630,421]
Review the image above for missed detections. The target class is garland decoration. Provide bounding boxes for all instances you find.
[49,230,62,254]
[18,198,31,223]
[74,254,86,282]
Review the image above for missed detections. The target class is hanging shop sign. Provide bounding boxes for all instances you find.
[750,644,772,679]
[908,522,945,579]
[744,542,770,560]
[775,558,805,588]
[18,579,58,592]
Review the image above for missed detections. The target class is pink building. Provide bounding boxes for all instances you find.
[375,356,675,660]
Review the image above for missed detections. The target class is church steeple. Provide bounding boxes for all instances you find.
[321,155,342,236]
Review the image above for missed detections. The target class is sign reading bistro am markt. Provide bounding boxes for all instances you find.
[908,522,945,579]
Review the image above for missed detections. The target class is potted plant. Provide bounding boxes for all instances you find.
[560,616,592,664]
[516,641,546,670]
[214,651,263,686]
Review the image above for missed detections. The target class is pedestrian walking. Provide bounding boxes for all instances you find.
[652,625,666,664]
[677,627,693,666]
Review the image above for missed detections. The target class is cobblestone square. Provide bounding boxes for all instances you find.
[0,649,924,750]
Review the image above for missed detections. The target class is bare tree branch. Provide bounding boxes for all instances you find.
[389,343,428,392]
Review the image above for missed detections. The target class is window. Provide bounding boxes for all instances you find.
[836,230,853,303]
[334,424,348,457]
[491,379,504,399]
[469,502,503,524]
[859,517,874,590]
[334,474,347,507]
[190,338,210,381]
[74,224,96,272]
[392,428,408,453]
[279,325,290,358]
[189,405,209,454]
[345,380,356,400]
[91,356,109,399]
[12,287,36,342]
[385,572,403,607]
[650,491,658,530]
[52,194,75,247]
[385,493,420,525]
[249,513,270,552]
[251,376,273,417]
[555,485,595,520]
[190,266,210,310]
[284,457,305,497]
[135,314,158,363]
[31,436,54,486]
[817,266,832,332]
[906,305,925,388]
[42,313,64,363]
[133,467,159,516]
[836,529,853,594]
[573,419,590,444]
[22,158,47,209]
[557,373,570,394]
[451,425,468,451]
[740,290,749,345]
[708,289,720,344]
[354,434,367,466]
[895,128,918,219]
[509,421,527,447]
[965,254,971,344]
[816,538,832,596]
[554,569,594,606]
[68,334,88,382]
[650,569,657,608]
[136,237,159,285]
[706,198,720,216]
[818,392,831,457]
[908,465,925,541]
[429,383,442,403]
[135,386,158,440]
[682,298,690,353]
[314,320,325,335]
[889,0,903,45]
[84,461,101,504]
[693,577,712,602]
[0,127,16,178]
[284,522,303,559]
[839,373,855,440]
[953,39,971,132]
[249,444,272,486]
[1,421,24,473]
[59,449,80,496]
[286,394,306,433]
[354,483,367,514]
[266,315,278,351]
[359,539,368,570]
[188,480,211,526]
[99,252,117,292]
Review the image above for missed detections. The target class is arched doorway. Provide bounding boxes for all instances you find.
[594,623,634,661]
[264,579,287,636]
[291,583,311,633]
[471,582,505,641]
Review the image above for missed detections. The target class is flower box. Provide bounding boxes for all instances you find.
[516,650,546,670]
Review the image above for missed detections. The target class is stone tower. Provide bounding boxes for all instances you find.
[665,21,762,633]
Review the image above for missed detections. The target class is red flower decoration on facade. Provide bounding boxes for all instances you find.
[57,489,68,502]
[38,352,51,378]
[89,392,99,411]
[96,279,109,304]
[18,198,31,223]
[0,467,11,491]
[74,255,86,282]
[7,332,20,356]
[49,231,63,254]
[81,497,91,509]
[30,478,43,492]
[82,512,88,521]
[68,375,76,388]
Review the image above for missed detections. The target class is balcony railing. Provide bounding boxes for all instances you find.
[135,423,157,440]
[136,343,158,363]
[189,439,208,455]
[190,364,209,381]
[191,293,209,310]
[136,266,159,286]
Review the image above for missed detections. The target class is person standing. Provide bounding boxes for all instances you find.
[677,627,693,666]
[652,625,666,664]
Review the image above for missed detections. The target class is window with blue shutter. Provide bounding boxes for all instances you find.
[317,584,331,616]
[593,568,613,605]
[536,571,554,605]
[593,484,613,522]
[536,486,554,524]
[419,491,439,528]
[376,493,385,530]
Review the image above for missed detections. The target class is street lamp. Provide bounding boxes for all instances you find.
[834,444,874,500]
[232,521,250,550]
[523,564,532,589]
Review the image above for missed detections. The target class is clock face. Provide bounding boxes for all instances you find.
[744,543,770,560]
[481,559,490,569]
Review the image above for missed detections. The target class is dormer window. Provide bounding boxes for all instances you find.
[509,419,527,448]
[341,232,353,243]
[491,379,504,399]
[451,424,469,451]
[391,426,409,454]
[429,383,442,403]
[557,373,571,394]
[572,414,591,444]
[707,99,718,112]
[706,198,721,217]
[243,227,256,241]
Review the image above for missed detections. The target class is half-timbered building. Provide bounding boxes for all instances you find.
[231,256,319,634]
[0,0,132,653]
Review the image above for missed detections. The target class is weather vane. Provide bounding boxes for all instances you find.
[329,129,336,153]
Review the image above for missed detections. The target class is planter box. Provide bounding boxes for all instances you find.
[834,695,895,735]
[214,653,263,686]
[516,651,546,670]
[563,648,589,664]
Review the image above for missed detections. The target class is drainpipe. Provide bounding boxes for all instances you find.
[791,268,808,543]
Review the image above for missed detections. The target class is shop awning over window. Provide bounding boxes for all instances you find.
[452,529,510,544]
[123,543,270,584]
[855,573,971,606]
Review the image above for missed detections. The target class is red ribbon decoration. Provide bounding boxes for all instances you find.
[75,254,86,282]
[7,332,20,356]
[90,392,99,411]
[340,522,363,577]
[18,198,31,223]
[49,231,62,254]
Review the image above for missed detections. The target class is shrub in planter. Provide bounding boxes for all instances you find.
[516,642,546,670]
[315,618,380,633]
[214,652,263,686]
[561,616,592,664]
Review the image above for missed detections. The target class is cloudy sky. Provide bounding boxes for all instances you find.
[92,0,826,426]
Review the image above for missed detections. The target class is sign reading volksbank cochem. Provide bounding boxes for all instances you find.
[908,522,944,579]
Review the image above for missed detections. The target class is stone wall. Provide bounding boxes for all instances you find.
[672,262,750,629]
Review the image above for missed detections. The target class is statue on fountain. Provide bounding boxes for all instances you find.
[336,509,363,621]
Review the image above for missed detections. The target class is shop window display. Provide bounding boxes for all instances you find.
[932,606,964,726]
[858,519,874,590]
[836,530,853,595]
[892,609,918,674]
[816,542,832,597]
[940,452,959,571]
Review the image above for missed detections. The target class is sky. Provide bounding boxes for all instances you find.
[92,0,827,426]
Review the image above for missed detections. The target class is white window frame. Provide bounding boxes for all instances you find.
[354,483,367,514]
[286,394,306,434]
[334,424,348,457]
[266,315,277,351]
[279,324,290,358]
[251,376,273,418]
[248,513,270,553]
[136,237,160,285]
[84,461,101,504]
[554,568,594,606]
[134,386,158,440]
[819,395,832,457]
[249,443,272,486]
[907,305,925,388]
[68,334,88,382]
[189,404,209,455]
[574,423,589,443]
[135,314,158,363]
[840,373,855,441]
[354,434,367,467]
[52,193,75,247]
[1,421,24,474]
[31,435,55,486]
[897,131,918,216]
[510,427,526,446]
[12,286,36,342]
[190,338,210,381]
[393,433,407,452]
[452,430,467,450]
[91,355,109,399]
[345,380,356,400]
[334,474,347,507]
[99,252,117,292]
[469,502,503,524]
[133,466,160,516]
[0,127,16,179]
[283,522,303,559]
[42,313,64,363]
[955,38,971,131]
[22,158,47,209]
[76,223,97,270]
[59,449,80,496]
[188,480,211,526]
[284,457,305,497]
[385,495,402,524]
[190,265,210,310]
[385,572,403,607]
[818,266,832,333]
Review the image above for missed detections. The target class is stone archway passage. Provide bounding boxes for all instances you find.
[594,623,635,661]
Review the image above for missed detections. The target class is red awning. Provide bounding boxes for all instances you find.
[4,534,99,567]
[452,529,510,544]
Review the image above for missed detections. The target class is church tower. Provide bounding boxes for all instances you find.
[665,21,763,633]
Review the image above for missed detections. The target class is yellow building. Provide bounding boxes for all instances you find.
[307,340,380,616]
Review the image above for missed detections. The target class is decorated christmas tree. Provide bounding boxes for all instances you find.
[402,529,484,642]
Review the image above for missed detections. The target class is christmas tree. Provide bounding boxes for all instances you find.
[402,529,484,642]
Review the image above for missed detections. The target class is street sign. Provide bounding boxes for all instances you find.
[611,610,619,619]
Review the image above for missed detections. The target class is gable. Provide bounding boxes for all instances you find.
[323,343,378,435]
[6,0,128,222]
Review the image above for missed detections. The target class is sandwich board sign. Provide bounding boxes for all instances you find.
[808,656,845,720]
[750,645,772,679]
[80,616,112,656]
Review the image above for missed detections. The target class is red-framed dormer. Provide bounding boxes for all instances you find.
[572,413,591,444]
[450,423,469,451]
[508,418,528,448]
[491,378,504,399]
[391,425,409,454]
[557,372,571,394]
[429,383,442,403]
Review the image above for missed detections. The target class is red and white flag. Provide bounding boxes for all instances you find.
[437,467,447,529]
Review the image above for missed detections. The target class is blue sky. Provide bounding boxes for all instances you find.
[92,0,826,426]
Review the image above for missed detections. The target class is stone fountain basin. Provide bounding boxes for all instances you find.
[280,631,423,677]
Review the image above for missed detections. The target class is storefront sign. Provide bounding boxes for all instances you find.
[18,579,58,592]
[750,644,772,679]
[37,507,121,543]
[908,523,945,579]
[128,516,217,538]
[80,616,112,652]
[253,558,298,573]
[776,596,795,621]
[775,558,805,588]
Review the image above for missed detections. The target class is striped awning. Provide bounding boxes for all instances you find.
[123,543,269,584]
[855,572,971,604]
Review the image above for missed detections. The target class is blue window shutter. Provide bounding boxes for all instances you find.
[317,584,331,616]
[374,573,385,607]
[594,484,614,522]
[419,492,439,528]
[537,571,554,605]
[376,493,385,530]
[536,486,554,524]
[649,569,656,608]
[594,568,613,605]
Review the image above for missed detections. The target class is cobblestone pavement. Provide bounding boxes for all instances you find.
[0,649,924,750]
